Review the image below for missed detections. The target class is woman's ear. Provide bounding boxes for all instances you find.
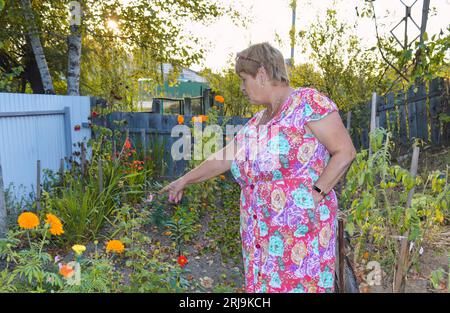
[258,67,267,87]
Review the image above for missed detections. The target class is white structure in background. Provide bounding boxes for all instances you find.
[161,64,208,83]
[0,93,91,202]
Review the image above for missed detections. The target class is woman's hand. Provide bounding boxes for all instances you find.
[312,190,324,208]
[158,176,187,204]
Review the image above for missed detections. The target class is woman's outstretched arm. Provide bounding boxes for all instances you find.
[158,138,237,203]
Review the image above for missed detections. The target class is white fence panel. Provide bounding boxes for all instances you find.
[0,93,91,201]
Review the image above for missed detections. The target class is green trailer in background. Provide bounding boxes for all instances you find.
[138,64,210,115]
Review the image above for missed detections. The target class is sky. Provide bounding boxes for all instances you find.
[183,0,450,73]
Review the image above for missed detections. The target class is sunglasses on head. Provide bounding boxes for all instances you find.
[235,54,263,67]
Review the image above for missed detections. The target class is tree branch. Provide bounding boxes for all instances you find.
[370,2,410,83]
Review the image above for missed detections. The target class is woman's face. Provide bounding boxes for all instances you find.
[238,71,266,105]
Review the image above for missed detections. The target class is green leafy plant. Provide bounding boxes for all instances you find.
[341,128,448,277]
[429,267,446,291]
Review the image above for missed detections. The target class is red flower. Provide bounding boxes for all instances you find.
[177,255,188,268]
[124,138,132,150]
[91,111,99,118]
[74,125,81,131]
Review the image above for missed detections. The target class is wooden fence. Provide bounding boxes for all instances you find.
[92,78,449,179]
[93,112,249,179]
[345,77,449,152]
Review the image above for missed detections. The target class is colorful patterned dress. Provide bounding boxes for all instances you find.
[231,87,339,293]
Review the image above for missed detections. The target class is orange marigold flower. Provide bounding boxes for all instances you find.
[177,115,184,125]
[363,251,369,260]
[45,213,64,236]
[214,95,225,103]
[18,212,39,229]
[124,138,132,150]
[59,264,74,278]
[177,255,188,267]
[106,239,125,254]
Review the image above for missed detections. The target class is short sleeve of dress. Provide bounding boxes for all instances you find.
[233,110,264,141]
[302,88,339,123]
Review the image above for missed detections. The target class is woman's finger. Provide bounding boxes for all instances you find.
[158,185,168,194]
[176,191,183,203]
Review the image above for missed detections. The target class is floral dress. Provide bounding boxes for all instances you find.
[231,87,339,293]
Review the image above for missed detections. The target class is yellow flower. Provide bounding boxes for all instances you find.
[164,231,172,236]
[72,244,86,255]
[45,214,64,236]
[106,240,125,254]
[18,212,39,229]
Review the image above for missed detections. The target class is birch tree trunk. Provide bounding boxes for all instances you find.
[20,0,54,94]
[67,1,82,96]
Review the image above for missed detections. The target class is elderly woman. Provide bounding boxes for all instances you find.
[159,42,356,293]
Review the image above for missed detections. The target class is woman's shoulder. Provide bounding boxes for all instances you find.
[296,87,331,100]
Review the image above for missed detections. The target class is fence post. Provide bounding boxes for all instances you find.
[183,97,192,116]
[386,92,397,138]
[203,88,211,114]
[346,111,352,130]
[152,99,161,114]
[141,128,147,160]
[36,160,41,212]
[369,92,377,157]
[0,157,7,237]
[429,78,442,145]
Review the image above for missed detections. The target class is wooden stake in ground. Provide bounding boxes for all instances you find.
[81,143,86,178]
[59,158,64,185]
[0,157,8,237]
[98,157,103,193]
[36,160,41,212]
[393,145,420,293]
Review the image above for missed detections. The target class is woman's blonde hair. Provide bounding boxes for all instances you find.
[235,42,289,86]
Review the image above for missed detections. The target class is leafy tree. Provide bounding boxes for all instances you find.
[294,8,383,112]
[357,0,450,92]
[0,0,244,102]
[200,66,256,117]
